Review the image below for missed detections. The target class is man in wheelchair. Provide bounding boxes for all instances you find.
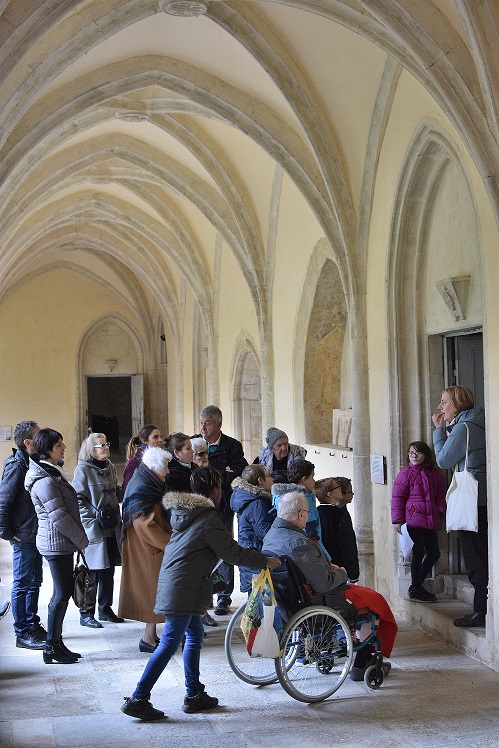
[262,491,397,681]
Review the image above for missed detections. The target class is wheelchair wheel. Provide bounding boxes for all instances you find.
[364,663,384,690]
[225,602,279,685]
[275,605,353,703]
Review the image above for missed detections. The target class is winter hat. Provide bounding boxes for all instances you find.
[266,427,288,450]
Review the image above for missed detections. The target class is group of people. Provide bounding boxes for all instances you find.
[0,384,488,719]
[391,385,487,628]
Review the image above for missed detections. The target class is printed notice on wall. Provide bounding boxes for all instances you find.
[370,453,386,484]
[0,426,12,442]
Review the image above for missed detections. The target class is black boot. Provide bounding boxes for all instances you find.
[43,641,79,664]
[58,638,82,659]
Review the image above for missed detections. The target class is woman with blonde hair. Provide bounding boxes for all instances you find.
[73,432,123,628]
[432,385,487,627]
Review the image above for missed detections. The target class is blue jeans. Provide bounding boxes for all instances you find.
[133,614,205,700]
[9,540,43,636]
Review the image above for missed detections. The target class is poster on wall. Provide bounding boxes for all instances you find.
[0,426,12,442]
[370,454,386,484]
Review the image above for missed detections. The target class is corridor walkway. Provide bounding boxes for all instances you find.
[1,541,499,748]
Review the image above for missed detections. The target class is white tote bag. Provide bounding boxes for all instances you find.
[445,423,479,532]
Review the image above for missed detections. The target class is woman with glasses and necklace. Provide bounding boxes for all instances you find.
[73,433,123,628]
[391,441,447,602]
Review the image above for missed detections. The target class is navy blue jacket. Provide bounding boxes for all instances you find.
[230,477,275,592]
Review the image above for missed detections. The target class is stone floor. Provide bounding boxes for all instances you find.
[1,542,499,748]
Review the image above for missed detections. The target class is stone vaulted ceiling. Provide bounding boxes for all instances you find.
[0,0,498,347]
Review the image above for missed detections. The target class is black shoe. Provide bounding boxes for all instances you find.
[408,586,437,603]
[16,631,46,650]
[43,643,79,664]
[99,608,125,623]
[213,602,230,616]
[201,613,218,627]
[139,639,157,653]
[453,612,486,628]
[30,623,47,642]
[59,638,82,659]
[182,691,219,713]
[80,615,103,628]
[121,696,165,721]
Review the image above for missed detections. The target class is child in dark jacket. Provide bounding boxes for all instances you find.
[316,477,359,583]
[391,441,447,602]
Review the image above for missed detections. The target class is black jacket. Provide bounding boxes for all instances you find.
[192,432,248,529]
[164,458,194,493]
[317,503,359,582]
[0,448,37,542]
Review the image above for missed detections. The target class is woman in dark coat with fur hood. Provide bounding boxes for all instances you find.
[121,466,280,722]
[230,464,276,593]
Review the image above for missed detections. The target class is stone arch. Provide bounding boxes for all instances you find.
[387,121,484,477]
[231,332,262,462]
[76,314,145,445]
[387,121,484,596]
[293,238,347,444]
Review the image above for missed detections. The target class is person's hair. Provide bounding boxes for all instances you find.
[125,424,159,459]
[33,428,63,459]
[190,466,222,497]
[242,464,270,486]
[444,385,475,414]
[278,492,308,520]
[14,420,38,449]
[287,458,315,484]
[406,441,434,468]
[142,446,172,473]
[199,405,222,424]
[191,436,208,453]
[333,476,352,494]
[79,432,107,461]
[314,477,339,503]
[165,432,191,455]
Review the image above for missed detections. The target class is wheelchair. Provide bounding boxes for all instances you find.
[225,557,387,703]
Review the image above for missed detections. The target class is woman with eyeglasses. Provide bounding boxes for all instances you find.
[191,437,209,468]
[391,441,447,603]
[73,433,123,628]
[315,476,359,583]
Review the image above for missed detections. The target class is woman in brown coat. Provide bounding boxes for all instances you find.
[118,447,172,652]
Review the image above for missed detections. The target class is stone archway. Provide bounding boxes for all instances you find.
[232,338,262,462]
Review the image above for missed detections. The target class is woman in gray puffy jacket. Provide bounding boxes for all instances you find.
[73,433,122,628]
[25,428,88,664]
[432,385,487,628]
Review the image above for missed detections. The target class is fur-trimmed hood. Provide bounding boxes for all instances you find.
[162,490,215,532]
[230,476,272,514]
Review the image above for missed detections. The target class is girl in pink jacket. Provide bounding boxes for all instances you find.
[391,441,447,603]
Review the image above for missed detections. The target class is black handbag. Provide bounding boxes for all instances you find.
[73,553,97,609]
[97,505,118,531]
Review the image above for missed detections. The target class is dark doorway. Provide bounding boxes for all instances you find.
[445,332,484,407]
[87,376,132,460]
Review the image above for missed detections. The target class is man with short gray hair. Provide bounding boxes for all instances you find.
[0,420,46,649]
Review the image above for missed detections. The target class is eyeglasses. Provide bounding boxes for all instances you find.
[299,507,310,515]
[94,442,110,448]
[408,451,422,457]
[194,451,208,457]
